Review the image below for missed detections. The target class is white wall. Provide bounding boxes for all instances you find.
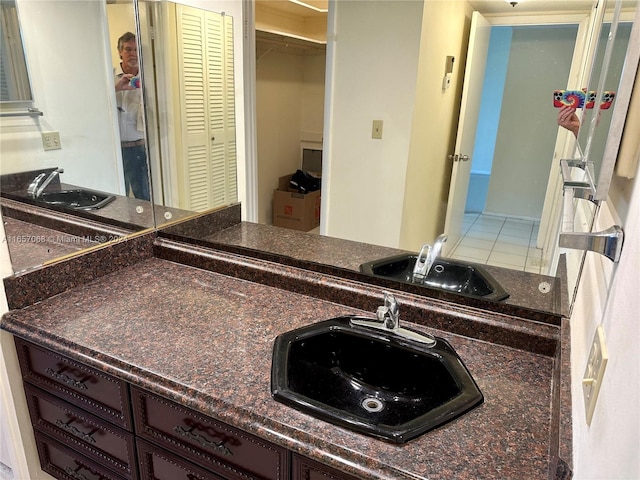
[322,0,423,248]
[0,0,122,194]
[570,168,639,479]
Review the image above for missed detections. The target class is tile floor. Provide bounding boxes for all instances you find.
[448,213,544,273]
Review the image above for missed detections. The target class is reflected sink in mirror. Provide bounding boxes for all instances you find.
[37,189,116,211]
[271,317,483,443]
[360,255,509,302]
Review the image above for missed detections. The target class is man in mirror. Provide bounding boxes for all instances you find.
[114,32,150,201]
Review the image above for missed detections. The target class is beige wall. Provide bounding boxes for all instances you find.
[322,0,423,248]
[570,167,639,478]
[400,0,474,250]
[255,48,325,224]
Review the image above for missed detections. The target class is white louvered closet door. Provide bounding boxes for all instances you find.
[176,4,236,211]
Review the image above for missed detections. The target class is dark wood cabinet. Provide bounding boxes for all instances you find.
[291,455,359,480]
[34,430,128,480]
[14,337,133,429]
[137,438,226,480]
[15,338,357,480]
[131,386,290,480]
[24,384,137,479]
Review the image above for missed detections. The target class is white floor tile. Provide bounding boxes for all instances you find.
[527,247,543,258]
[449,253,483,264]
[453,246,491,262]
[500,224,533,238]
[525,256,545,269]
[496,234,531,246]
[469,223,503,234]
[459,238,495,251]
[488,251,526,268]
[465,229,499,241]
[492,242,529,256]
[504,218,532,226]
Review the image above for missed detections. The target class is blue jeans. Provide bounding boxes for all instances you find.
[121,144,150,201]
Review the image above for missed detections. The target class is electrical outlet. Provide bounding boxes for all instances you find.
[372,120,383,139]
[582,325,608,425]
[42,131,61,151]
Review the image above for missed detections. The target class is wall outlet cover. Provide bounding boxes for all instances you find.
[582,325,608,425]
[42,131,61,151]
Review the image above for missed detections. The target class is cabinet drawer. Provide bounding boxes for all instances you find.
[15,337,132,429]
[34,430,127,480]
[24,384,137,480]
[137,439,226,480]
[132,387,289,480]
[291,454,359,480]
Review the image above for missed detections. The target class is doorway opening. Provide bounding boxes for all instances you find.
[448,23,579,273]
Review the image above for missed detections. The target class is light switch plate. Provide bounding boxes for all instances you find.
[582,325,608,425]
[372,120,383,139]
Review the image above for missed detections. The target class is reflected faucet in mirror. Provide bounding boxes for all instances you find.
[27,168,63,199]
[413,234,448,284]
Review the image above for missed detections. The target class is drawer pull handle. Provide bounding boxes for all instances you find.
[173,425,233,457]
[55,419,97,444]
[46,368,88,390]
[65,462,107,480]
[64,467,90,480]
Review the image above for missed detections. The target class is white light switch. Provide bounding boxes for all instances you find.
[582,325,608,425]
[372,120,383,139]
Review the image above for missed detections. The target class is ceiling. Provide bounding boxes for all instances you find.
[468,0,636,15]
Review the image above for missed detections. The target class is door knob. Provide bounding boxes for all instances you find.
[460,154,470,161]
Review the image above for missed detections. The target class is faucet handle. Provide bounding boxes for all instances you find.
[27,173,47,197]
[412,244,431,282]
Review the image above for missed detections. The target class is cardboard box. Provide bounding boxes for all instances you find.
[273,174,321,231]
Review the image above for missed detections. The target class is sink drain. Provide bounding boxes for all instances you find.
[361,397,384,413]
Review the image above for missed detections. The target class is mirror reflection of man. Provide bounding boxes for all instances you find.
[114,32,150,201]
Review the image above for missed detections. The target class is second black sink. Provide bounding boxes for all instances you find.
[38,189,116,210]
[359,255,509,301]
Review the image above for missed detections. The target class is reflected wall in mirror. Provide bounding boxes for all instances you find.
[0,0,155,275]
[0,0,32,102]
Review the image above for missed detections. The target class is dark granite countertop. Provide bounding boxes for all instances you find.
[190,221,563,318]
[2,251,563,480]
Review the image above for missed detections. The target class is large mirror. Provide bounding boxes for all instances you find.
[155,0,637,317]
[0,0,213,274]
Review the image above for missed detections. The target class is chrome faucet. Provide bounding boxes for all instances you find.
[376,293,399,330]
[412,234,448,283]
[350,292,436,346]
[27,168,64,198]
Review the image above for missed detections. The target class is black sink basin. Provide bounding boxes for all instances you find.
[271,317,483,443]
[38,189,116,210]
[359,255,509,301]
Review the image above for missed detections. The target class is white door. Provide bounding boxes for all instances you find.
[175,4,237,212]
[443,12,491,254]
